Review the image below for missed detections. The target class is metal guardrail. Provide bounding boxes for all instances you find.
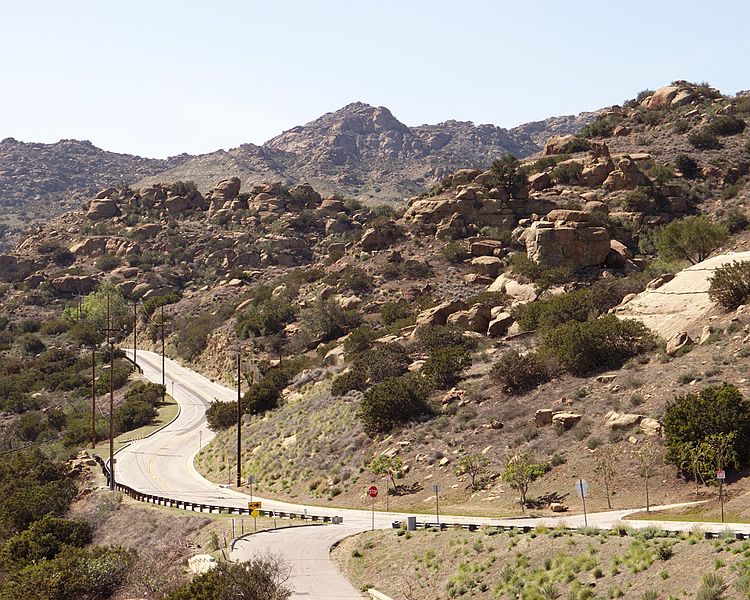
[91,454,342,523]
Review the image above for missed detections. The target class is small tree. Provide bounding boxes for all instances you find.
[636,440,663,512]
[455,453,490,490]
[676,442,709,496]
[593,445,619,509]
[500,453,549,512]
[369,455,404,496]
[489,154,528,197]
[708,260,750,310]
[655,216,728,265]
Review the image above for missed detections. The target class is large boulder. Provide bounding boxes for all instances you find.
[360,221,401,250]
[487,311,513,337]
[603,157,651,191]
[666,331,692,356]
[446,303,492,333]
[289,183,322,207]
[0,254,19,281]
[415,300,467,329]
[544,134,580,155]
[522,222,611,269]
[87,198,120,221]
[470,256,503,277]
[488,274,537,304]
[643,85,680,109]
[605,412,643,430]
[69,237,107,257]
[211,177,241,202]
[50,275,96,296]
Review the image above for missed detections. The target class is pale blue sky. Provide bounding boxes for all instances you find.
[1,0,748,157]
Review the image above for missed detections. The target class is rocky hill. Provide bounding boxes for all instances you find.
[140,103,598,202]
[0,138,189,251]
[2,80,750,520]
[0,104,596,250]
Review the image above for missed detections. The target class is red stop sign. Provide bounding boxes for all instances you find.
[368,485,378,498]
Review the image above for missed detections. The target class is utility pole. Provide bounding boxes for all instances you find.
[107,292,115,491]
[91,345,96,449]
[132,301,138,369]
[236,352,242,488]
[159,305,166,403]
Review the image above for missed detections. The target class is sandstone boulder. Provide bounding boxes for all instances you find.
[470,239,504,257]
[446,303,491,333]
[70,237,107,257]
[640,418,663,436]
[50,275,96,296]
[470,256,502,277]
[666,331,692,356]
[544,134,579,155]
[535,409,554,427]
[87,199,120,221]
[487,312,513,337]
[605,412,642,430]
[360,222,401,250]
[523,223,611,269]
[488,274,537,304]
[211,177,241,202]
[643,85,680,109]
[415,300,467,329]
[603,157,651,191]
[552,413,582,429]
[289,183,322,207]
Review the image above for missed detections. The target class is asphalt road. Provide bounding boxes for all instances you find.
[118,349,750,599]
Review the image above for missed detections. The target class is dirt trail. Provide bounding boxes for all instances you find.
[614,251,750,339]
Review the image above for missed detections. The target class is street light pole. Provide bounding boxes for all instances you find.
[236,352,242,488]
[159,305,165,403]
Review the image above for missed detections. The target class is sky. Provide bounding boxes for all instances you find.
[1,0,749,158]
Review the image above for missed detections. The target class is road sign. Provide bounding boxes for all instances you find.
[247,501,262,510]
[250,509,260,518]
[717,470,726,480]
[433,484,440,494]
[575,479,588,498]
[368,485,378,498]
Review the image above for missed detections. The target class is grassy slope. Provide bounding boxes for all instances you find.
[334,527,750,599]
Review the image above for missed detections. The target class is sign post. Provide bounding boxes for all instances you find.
[717,470,726,523]
[434,484,441,530]
[248,501,262,532]
[248,474,255,503]
[368,485,378,530]
[575,479,588,527]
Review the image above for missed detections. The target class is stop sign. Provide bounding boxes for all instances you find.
[368,485,378,498]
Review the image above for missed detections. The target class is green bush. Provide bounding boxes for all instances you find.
[551,162,583,185]
[380,301,412,326]
[491,350,550,394]
[175,312,221,361]
[663,384,750,467]
[141,291,182,320]
[0,449,77,538]
[330,370,366,396]
[20,335,45,355]
[166,558,290,600]
[235,292,295,339]
[442,242,469,264]
[343,325,377,356]
[422,345,471,389]
[509,254,574,291]
[416,324,477,352]
[0,515,92,572]
[707,114,746,136]
[94,254,121,271]
[655,215,728,265]
[300,298,362,343]
[95,361,131,395]
[242,359,308,415]
[688,128,721,150]
[51,247,75,267]
[171,180,198,196]
[358,373,433,434]
[621,187,654,212]
[206,400,237,431]
[722,207,749,234]
[708,260,750,309]
[489,154,528,197]
[114,399,156,433]
[125,381,165,406]
[39,319,70,336]
[580,115,622,138]
[0,545,135,600]
[539,316,656,376]
[675,154,699,179]
[353,343,411,384]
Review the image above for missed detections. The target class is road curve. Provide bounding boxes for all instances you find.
[118,350,750,599]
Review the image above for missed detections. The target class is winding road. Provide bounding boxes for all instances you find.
[118,350,750,599]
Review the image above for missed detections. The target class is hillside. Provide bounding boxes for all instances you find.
[0,104,596,251]
[1,80,750,525]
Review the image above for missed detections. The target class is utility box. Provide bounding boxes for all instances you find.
[407,516,417,531]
